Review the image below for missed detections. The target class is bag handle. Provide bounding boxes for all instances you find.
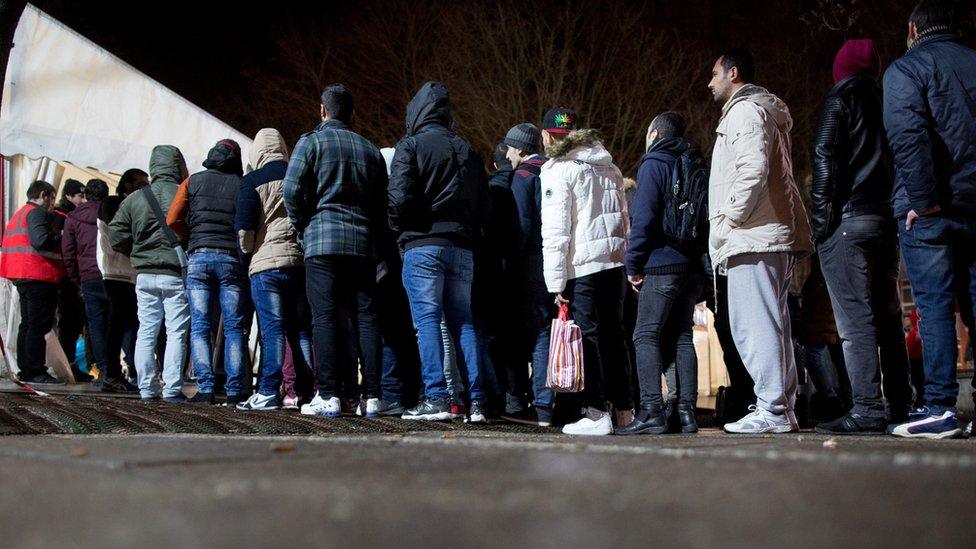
[141,186,182,249]
[558,302,569,321]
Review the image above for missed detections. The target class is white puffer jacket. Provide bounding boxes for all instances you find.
[540,129,628,293]
[708,84,813,270]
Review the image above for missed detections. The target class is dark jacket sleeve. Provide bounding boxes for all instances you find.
[626,158,667,276]
[62,217,80,285]
[811,95,846,243]
[883,61,938,213]
[235,175,261,232]
[283,135,315,236]
[510,172,536,254]
[27,207,61,252]
[369,149,391,260]
[388,138,422,234]
[108,197,134,256]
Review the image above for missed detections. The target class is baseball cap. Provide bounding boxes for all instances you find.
[542,107,577,134]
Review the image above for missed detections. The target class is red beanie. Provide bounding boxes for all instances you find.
[833,38,879,84]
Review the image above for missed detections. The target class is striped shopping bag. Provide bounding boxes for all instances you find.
[545,303,584,392]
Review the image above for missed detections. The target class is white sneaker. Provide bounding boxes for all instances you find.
[724,405,796,434]
[364,398,380,418]
[300,395,341,417]
[236,392,281,411]
[562,407,613,436]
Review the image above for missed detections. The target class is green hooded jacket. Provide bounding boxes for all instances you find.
[109,145,189,275]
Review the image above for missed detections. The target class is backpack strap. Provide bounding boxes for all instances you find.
[141,186,182,249]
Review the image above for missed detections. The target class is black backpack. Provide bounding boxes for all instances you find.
[661,148,709,250]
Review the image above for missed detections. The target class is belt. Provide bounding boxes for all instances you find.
[193,247,238,256]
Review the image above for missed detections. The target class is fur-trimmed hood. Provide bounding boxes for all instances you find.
[544,129,613,165]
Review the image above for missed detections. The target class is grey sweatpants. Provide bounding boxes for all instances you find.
[726,252,797,416]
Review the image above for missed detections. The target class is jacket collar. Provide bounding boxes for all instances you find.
[908,31,959,53]
[721,84,767,118]
[316,119,351,131]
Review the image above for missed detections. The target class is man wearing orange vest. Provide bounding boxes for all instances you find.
[0,181,67,385]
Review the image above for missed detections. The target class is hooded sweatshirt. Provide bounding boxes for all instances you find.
[707,85,813,270]
[109,145,189,275]
[540,129,629,293]
[62,199,103,284]
[167,140,243,252]
[388,81,490,252]
[236,128,304,275]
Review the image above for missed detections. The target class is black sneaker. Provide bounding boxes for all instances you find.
[20,373,65,385]
[222,394,245,408]
[70,364,94,383]
[188,391,215,405]
[402,399,452,421]
[467,401,488,423]
[815,412,886,435]
[615,405,668,435]
[375,399,405,416]
[677,404,698,433]
[163,394,187,404]
[502,408,553,427]
[99,377,139,394]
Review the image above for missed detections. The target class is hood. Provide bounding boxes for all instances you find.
[723,84,793,133]
[405,81,452,136]
[149,145,189,186]
[71,200,100,225]
[545,129,614,165]
[833,38,879,83]
[644,136,691,160]
[203,139,244,175]
[248,128,289,171]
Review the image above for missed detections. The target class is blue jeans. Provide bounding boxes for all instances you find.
[513,256,554,411]
[251,267,313,397]
[186,251,250,396]
[401,245,484,402]
[898,215,976,413]
[134,273,188,399]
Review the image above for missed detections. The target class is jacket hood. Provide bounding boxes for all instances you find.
[248,128,289,171]
[545,129,613,165]
[644,136,691,159]
[149,145,189,186]
[405,81,452,136]
[203,139,244,175]
[723,84,793,133]
[833,38,879,83]
[70,200,100,225]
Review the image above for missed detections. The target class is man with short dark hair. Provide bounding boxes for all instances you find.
[884,0,976,438]
[811,39,914,435]
[618,112,706,435]
[285,84,389,418]
[707,48,813,434]
[389,81,490,422]
[0,181,65,385]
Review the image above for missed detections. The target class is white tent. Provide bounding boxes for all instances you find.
[0,4,255,378]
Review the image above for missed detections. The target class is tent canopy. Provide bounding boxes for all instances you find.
[0,4,252,203]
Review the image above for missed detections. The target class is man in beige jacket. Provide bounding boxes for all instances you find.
[707,48,813,434]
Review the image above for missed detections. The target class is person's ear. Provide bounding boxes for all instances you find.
[320,104,326,119]
[728,66,739,84]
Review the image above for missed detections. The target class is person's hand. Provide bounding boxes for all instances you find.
[554,293,569,305]
[628,274,643,293]
[905,205,941,230]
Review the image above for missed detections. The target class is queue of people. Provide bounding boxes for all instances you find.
[1,0,973,439]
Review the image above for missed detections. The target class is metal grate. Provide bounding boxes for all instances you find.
[0,393,555,436]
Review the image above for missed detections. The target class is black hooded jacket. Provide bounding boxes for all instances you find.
[388,82,489,251]
[187,140,244,252]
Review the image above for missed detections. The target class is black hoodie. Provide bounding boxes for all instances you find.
[388,82,489,251]
[187,140,243,252]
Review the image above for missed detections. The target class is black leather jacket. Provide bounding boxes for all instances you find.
[811,74,893,242]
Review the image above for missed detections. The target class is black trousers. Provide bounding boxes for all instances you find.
[633,271,703,409]
[564,267,633,412]
[14,280,58,379]
[57,277,87,364]
[82,279,138,380]
[306,255,381,400]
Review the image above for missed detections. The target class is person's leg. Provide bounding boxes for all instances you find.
[596,267,633,412]
[133,274,164,398]
[440,317,462,400]
[873,226,914,416]
[306,256,342,399]
[80,279,112,379]
[104,280,133,381]
[251,270,285,396]
[186,254,215,394]
[401,246,450,402]
[714,274,755,412]
[115,281,138,378]
[14,281,58,379]
[632,274,682,409]
[898,216,959,413]
[727,253,796,417]
[524,260,554,414]
[57,278,85,365]
[566,273,606,411]
[217,256,250,398]
[353,258,382,400]
[283,268,315,400]
[159,274,188,398]
[443,247,483,403]
[670,274,702,409]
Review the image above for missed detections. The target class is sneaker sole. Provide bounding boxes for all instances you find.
[562,429,612,436]
[378,409,405,416]
[615,425,668,436]
[236,406,282,411]
[401,412,452,421]
[814,426,885,436]
[723,425,796,434]
[891,427,963,439]
[500,415,549,427]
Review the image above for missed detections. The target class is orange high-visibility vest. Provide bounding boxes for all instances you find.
[0,202,64,283]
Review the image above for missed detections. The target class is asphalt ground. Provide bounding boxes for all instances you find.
[0,428,972,549]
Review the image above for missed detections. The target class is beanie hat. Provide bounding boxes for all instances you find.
[503,123,541,155]
[832,38,879,84]
[61,178,86,197]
